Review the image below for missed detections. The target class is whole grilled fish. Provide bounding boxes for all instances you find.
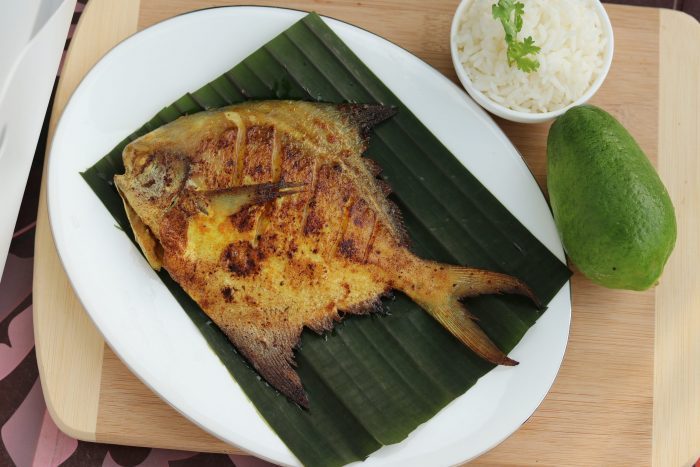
[115,100,537,407]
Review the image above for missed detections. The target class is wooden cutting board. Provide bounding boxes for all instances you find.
[33,1,700,466]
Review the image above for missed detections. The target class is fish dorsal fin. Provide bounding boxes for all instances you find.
[338,104,397,139]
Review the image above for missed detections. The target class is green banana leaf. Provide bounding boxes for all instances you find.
[81,11,570,467]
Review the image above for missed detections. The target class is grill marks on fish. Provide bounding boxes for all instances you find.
[227,112,247,186]
[114,101,540,408]
[233,135,373,264]
[340,199,378,263]
[332,195,356,259]
[207,120,355,272]
[191,128,238,190]
[303,163,347,240]
[221,120,338,255]
[224,122,340,258]
[270,127,283,183]
[197,120,280,247]
[242,125,274,183]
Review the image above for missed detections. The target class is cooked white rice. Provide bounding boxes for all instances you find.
[455,0,608,113]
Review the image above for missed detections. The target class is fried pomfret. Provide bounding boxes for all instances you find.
[114,100,537,407]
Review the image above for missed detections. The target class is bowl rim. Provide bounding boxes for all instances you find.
[449,0,615,123]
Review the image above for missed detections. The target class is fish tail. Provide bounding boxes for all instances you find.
[406,263,540,366]
[444,266,541,308]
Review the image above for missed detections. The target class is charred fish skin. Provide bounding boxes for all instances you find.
[114,100,538,407]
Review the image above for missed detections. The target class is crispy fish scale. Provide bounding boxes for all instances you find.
[114,101,539,408]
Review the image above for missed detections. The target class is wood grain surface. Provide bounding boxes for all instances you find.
[655,10,700,467]
[33,0,141,442]
[32,1,700,465]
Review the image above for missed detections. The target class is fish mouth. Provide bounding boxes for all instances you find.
[115,181,164,270]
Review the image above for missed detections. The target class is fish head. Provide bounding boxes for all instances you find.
[115,139,190,227]
[113,136,193,270]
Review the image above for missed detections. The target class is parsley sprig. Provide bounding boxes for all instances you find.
[492,0,541,72]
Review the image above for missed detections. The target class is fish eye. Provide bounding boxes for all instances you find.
[131,152,155,174]
[135,152,187,198]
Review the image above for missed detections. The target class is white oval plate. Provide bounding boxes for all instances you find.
[48,6,571,466]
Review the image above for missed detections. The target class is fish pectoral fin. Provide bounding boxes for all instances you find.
[201,181,306,217]
[116,184,163,271]
[223,323,308,408]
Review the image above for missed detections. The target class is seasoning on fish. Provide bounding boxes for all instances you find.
[114,100,539,407]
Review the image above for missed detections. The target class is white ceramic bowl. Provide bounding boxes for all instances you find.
[450,0,614,124]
